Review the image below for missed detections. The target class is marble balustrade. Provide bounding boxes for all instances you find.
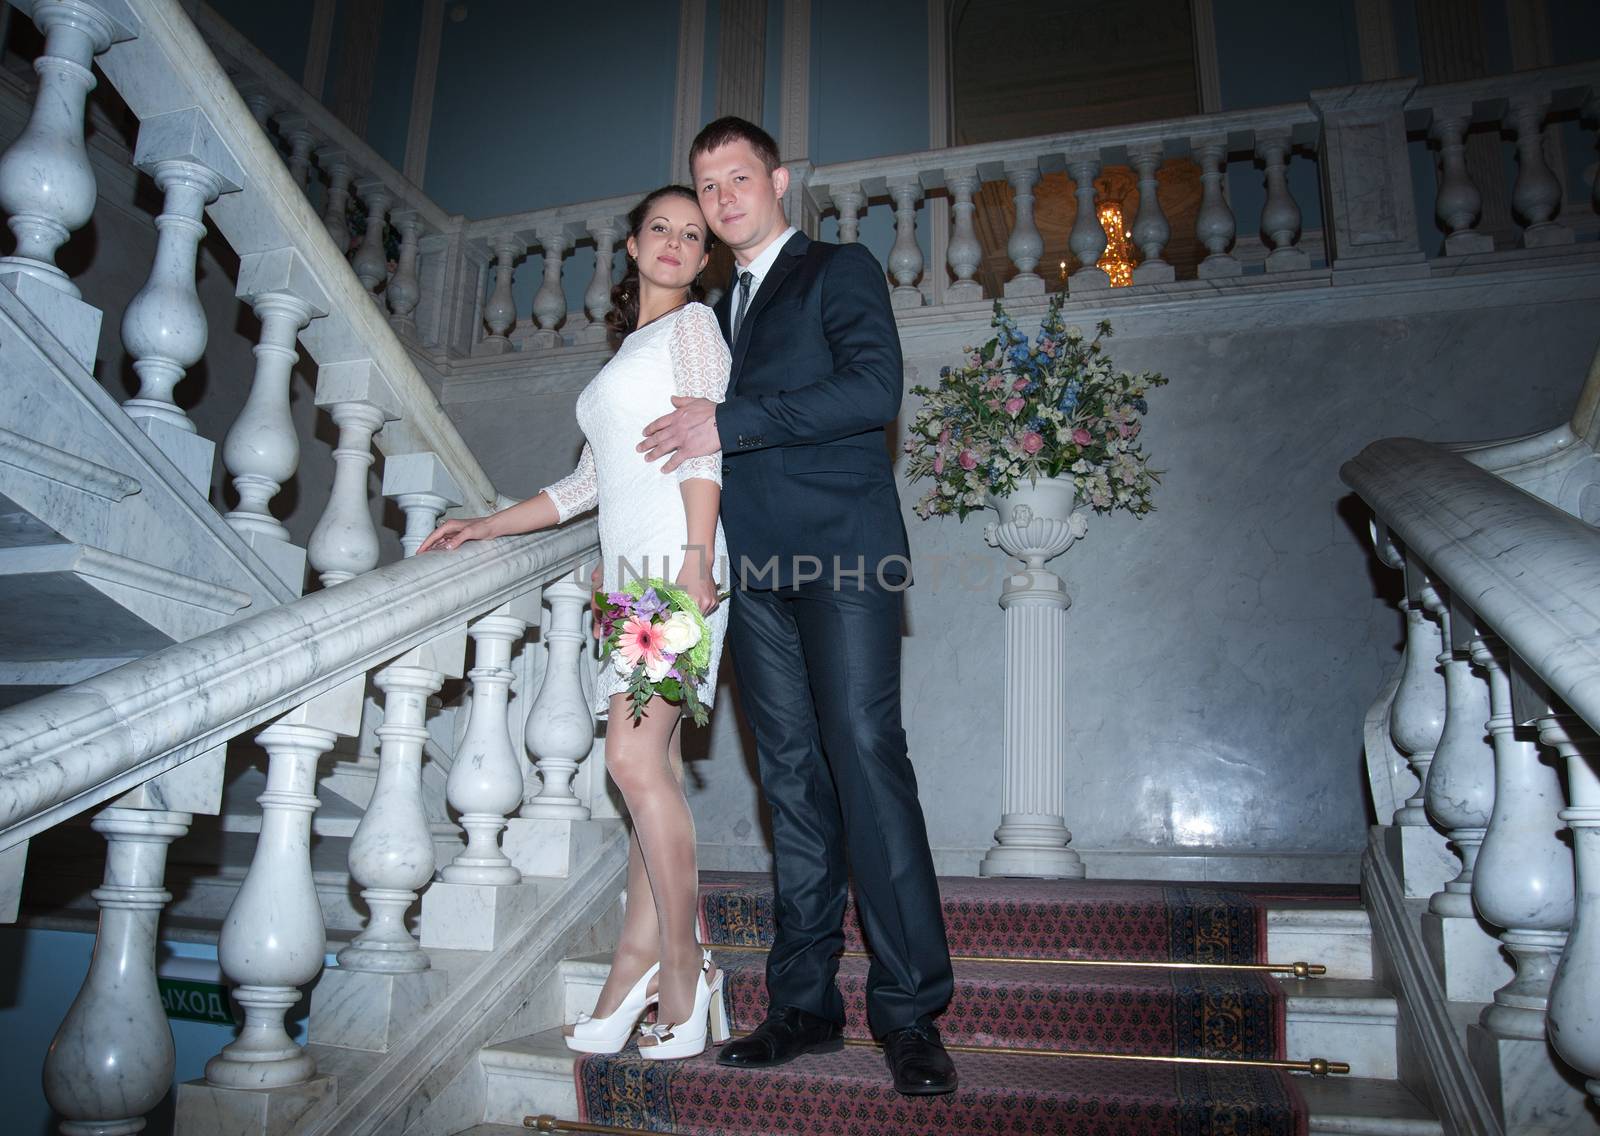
[1342,435,1600,1112]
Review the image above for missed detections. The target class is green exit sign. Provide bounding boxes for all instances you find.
[158,977,235,1025]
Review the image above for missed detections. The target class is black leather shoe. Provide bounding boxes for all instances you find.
[716,1005,844,1068]
[882,1022,958,1095]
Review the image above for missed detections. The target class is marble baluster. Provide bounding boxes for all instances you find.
[479,236,523,353]
[832,182,864,244]
[1256,128,1309,272]
[382,451,463,559]
[580,215,620,344]
[1472,632,1573,1039]
[1431,106,1492,256]
[0,0,134,297]
[522,578,594,819]
[386,210,421,332]
[205,718,340,1088]
[1128,143,1174,285]
[337,662,445,972]
[277,114,315,191]
[1002,160,1044,297]
[224,263,327,545]
[120,159,231,433]
[351,178,393,305]
[236,82,274,132]
[307,400,386,587]
[1423,592,1495,920]
[318,148,353,251]
[1065,153,1109,291]
[529,224,569,349]
[42,807,190,1135]
[442,609,533,884]
[944,166,983,303]
[1537,714,1600,1108]
[1363,524,1417,824]
[1387,566,1455,900]
[1391,593,1446,828]
[885,175,924,309]
[1191,135,1241,278]
[1591,93,1600,214]
[1508,94,1573,249]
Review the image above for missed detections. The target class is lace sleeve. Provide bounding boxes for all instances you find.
[670,304,732,486]
[539,442,598,522]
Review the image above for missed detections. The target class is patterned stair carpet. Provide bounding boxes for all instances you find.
[574,874,1328,1136]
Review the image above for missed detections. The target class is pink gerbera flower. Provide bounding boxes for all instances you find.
[616,617,665,665]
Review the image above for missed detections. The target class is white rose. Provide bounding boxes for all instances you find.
[660,611,701,653]
[612,651,635,678]
[644,654,673,683]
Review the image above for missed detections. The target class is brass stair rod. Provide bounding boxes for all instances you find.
[705,942,1327,978]
[527,1042,1351,1136]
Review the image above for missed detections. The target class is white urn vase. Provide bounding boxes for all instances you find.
[979,475,1087,879]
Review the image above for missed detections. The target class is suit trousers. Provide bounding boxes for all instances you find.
[727,578,953,1037]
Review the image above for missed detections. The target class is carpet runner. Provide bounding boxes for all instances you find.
[573,874,1324,1136]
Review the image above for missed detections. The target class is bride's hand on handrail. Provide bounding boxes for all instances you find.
[417,517,493,554]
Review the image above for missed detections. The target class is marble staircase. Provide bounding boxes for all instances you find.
[466,888,1437,1136]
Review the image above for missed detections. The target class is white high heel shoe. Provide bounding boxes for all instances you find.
[564,961,661,1054]
[638,956,730,1061]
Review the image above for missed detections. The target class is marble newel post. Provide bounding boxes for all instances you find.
[979,480,1088,879]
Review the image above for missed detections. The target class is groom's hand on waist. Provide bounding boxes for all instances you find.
[639,396,720,473]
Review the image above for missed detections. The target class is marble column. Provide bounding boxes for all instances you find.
[1386,566,1455,900]
[1471,633,1572,1040]
[350,178,393,306]
[1430,105,1492,255]
[979,491,1087,878]
[1541,715,1600,1109]
[1507,93,1574,249]
[442,607,534,884]
[478,236,523,354]
[943,166,983,303]
[1189,136,1240,279]
[276,114,316,192]
[307,399,386,588]
[1065,153,1110,291]
[1423,593,1495,920]
[885,175,924,309]
[43,807,190,1135]
[317,148,353,252]
[338,663,446,972]
[1002,161,1044,298]
[580,215,620,344]
[831,183,864,245]
[1128,143,1174,285]
[0,0,136,298]
[522,579,594,819]
[382,451,463,559]
[1256,128,1308,271]
[529,224,570,349]
[386,210,422,332]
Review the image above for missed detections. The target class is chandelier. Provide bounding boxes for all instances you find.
[1096,199,1136,288]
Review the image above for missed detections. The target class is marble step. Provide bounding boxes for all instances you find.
[560,950,1399,1079]
[477,1027,1439,1135]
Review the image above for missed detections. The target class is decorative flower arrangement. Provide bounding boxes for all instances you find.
[904,295,1168,521]
[594,580,716,725]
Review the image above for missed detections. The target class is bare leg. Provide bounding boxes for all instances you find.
[565,716,692,1030]
[603,695,711,1037]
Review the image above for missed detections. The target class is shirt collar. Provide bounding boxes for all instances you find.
[736,226,798,291]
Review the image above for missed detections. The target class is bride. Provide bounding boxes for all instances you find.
[419,185,730,1060]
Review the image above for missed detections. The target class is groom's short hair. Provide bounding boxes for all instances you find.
[690,117,781,175]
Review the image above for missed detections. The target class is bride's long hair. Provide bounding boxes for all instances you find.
[606,185,713,349]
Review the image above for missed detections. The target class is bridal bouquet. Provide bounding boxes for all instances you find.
[904,294,1167,521]
[594,579,715,725]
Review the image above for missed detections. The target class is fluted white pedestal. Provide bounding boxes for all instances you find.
[979,479,1086,880]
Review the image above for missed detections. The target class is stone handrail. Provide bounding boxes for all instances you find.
[0,518,595,852]
[1342,437,1600,728]
[94,0,495,511]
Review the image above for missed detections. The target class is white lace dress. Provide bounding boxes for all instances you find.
[541,302,731,720]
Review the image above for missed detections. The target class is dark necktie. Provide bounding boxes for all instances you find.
[731,270,754,342]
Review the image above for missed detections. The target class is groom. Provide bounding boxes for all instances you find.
[640,117,956,1096]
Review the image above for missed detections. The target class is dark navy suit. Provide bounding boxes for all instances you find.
[713,231,953,1037]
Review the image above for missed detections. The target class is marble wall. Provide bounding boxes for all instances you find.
[446,271,1599,882]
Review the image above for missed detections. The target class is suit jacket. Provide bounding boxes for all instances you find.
[714,231,911,590]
